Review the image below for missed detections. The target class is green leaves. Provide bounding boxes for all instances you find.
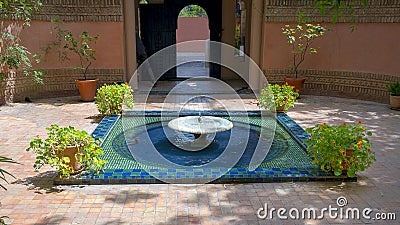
[1,1,44,85]
[38,19,100,80]
[26,125,107,177]
[258,84,299,112]
[313,0,367,23]
[0,0,42,25]
[282,23,326,78]
[0,156,18,191]
[386,80,400,96]
[304,122,376,177]
[0,31,43,84]
[56,29,99,80]
[95,83,135,115]
[178,5,207,17]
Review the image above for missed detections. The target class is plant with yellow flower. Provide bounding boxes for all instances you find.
[26,124,107,177]
[304,121,375,177]
[258,83,299,112]
[95,83,134,115]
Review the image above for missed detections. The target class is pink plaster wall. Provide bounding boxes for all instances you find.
[19,21,124,69]
[263,23,400,77]
[176,17,210,52]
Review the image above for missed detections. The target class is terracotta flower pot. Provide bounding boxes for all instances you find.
[284,77,306,93]
[329,148,356,176]
[389,95,400,109]
[75,79,99,102]
[56,146,83,175]
[276,104,286,112]
[340,149,355,174]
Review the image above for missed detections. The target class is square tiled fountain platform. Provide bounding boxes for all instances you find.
[55,111,356,184]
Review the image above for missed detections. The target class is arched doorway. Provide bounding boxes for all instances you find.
[176,5,210,78]
[139,0,222,80]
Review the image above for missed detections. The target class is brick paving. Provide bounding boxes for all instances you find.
[0,94,399,224]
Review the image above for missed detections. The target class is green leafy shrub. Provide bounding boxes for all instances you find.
[258,84,299,112]
[62,31,99,80]
[0,0,44,86]
[282,23,325,78]
[26,124,107,177]
[95,83,134,115]
[386,80,400,96]
[304,121,376,177]
[38,18,99,81]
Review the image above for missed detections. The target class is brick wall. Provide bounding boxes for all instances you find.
[0,69,123,104]
[265,0,400,23]
[263,1,400,103]
[0,0,124,104]
[264,69,398,103]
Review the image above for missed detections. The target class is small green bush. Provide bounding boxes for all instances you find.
[258,84,299,111]
[305,121,375,177]
[387,80,400,96]
[26,124,107,177]
[95,83,134,115]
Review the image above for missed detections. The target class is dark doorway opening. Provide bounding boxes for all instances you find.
[139,0,222,80]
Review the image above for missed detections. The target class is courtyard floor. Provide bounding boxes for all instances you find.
[0,92,399,224]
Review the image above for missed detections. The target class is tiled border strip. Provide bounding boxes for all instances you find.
[55,111,356,184]
[264,69,399,104]
[276,113,310,149]
[265,0,400,23]
[1,0,123,22]
[91,115,120,143]
[0,68,124,104]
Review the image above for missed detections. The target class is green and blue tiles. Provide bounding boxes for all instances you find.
[56,111,355,184]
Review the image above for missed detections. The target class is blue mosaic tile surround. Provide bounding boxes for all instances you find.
[276,113,311,149]
[55,111,356,185]
[91,115,120,142]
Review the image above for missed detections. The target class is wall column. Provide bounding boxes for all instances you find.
[249,0,265,91]
[123,0,138,89]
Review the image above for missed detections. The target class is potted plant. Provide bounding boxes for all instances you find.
[26,124,107,177]
[258,83,299,112]
[305,121,376,177]
[95,82,135,115]
[62,31,100,101]
[282,23,325,93]
[41,20,100,102]
[386,80,400,109]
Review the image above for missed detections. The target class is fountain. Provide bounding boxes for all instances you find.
[167,114,233,151]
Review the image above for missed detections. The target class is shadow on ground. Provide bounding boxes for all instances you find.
[105,190,159,205]
[13,171,63,194]
[29,96,84,106]
[85,114,105,124]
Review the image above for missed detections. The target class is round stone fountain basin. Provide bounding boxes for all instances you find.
[168,116,233,135]
[167,116,233,151]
